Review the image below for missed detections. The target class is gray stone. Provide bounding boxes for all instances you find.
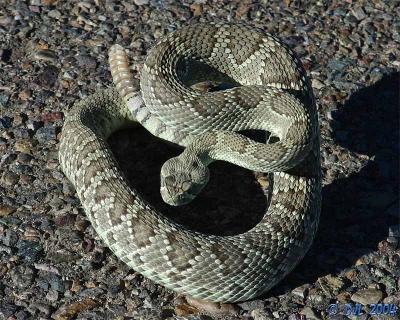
[48,9,61,19]
[10,265,35,289]
[33,49,57,62]
[0,116,13,129]
[134,0,149,5]
[35,126,57,142]
[251,308,273,320]
[351,288,383,305]
[351,7,367,20]
[16,240,43,263]
[75,54,97,69]
[300,306,321,320]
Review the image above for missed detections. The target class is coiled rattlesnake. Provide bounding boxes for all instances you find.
[59,23,321,302]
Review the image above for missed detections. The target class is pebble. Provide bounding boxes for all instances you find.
[16,240,43,263]
[351,7,367,21]
[312,78,325,89]
[251,308,273,320]
[35,65,59,88]
[15,310,30,320]
[10,265,35,289]
[318,274,346,297]
[18,89,31,101]
[299,307,321,320]
[75,54,97,69]
[238,299,265,311]
[387,225,399,246]
[35,126,57,142]
[351,288,383,305]
[291,284,310,300]
[52,298,99,320]
[0,93,10,107]
[1,171,20,186]
[0,303,17,318]
[33,49,57,62]
[0,204,16,216]
[134,0,149,5]
[0,116,13,129]
[48,9,61,19]
[174,303,199,317]
[185,297,239,315]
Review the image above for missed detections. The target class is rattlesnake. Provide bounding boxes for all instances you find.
[59,23,321,302]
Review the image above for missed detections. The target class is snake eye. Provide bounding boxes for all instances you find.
[181,181,191,192]
[164,175,175,186]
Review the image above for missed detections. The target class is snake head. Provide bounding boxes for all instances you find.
[160,155,209,206]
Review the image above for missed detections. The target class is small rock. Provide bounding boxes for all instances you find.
[185,297,239,315]
[13,128,31,139]
[318,274,346,296]
[15,310,30,320]
[41,111,63,123]
[288,313,306,320]
[33,49,57,62]
[336,291,351,303]
[0,204,16,216]
[19,173,34,184]
[343,269,357,282]
[312,78,325,89]
[41,0,57,5]
[0,15,12,26]
[238,299,265,311]
[351,288,383,305]
[292,284,310,300]
[133,0,149,5]
[0,303,17,318]
[48,9,61,19]
[1,171,20,186]
[2,229,19,246]
[307,289,325,305]
[251,308,273,320]
[300,306,321,320]
[18,89,32,101]
[351,7,367,20]
[0,116,13,129]
[48,274,65,292]
[174,303,199,317]
[17,152,33,164]
[29,302,51,316]
[35,65,59,88]
[0,93,10,107]
[16,240,43,263]
[387,225,399,246]
[46,290,59,302]
[52,298,99,320]
[75,55,97,70]
[10,265,35,289]
[35,126,57,142]
[383,295,400,304]
[14,140,33,154]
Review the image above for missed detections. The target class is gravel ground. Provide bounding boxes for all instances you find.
[0,0,399,319]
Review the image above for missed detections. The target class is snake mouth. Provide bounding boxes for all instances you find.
[160,185,196,206]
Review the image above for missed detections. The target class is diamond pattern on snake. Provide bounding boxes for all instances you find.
[59,23,321,302]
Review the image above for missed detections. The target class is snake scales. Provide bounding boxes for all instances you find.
[59,23,321,302]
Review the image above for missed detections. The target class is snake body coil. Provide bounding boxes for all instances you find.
[59,23,321,302]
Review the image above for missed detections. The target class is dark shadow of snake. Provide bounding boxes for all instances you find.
[270,71,400,298]
[109,71,399,300]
